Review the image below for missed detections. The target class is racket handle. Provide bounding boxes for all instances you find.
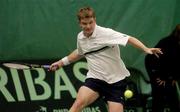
[42,65,50,69]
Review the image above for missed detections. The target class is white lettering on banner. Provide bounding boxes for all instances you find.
[24,69,51,101]
[11,69,25,101]
[53,107,101,112]
[53,109,69,112]
[82,107,101,112]
[54,69,77,99]
[73,61,87,82]
[0,68,15,102]
[0,61,88,102]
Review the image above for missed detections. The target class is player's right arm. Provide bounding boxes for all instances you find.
[128,36,163,57]
[49,49,83,71]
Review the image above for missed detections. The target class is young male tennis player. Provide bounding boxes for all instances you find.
[50,6,162,112]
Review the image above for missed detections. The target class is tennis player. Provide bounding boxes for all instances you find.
[50,6,162,112]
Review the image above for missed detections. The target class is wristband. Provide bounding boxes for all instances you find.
[61,56,70,66]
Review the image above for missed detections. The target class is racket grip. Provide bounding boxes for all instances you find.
[42,65,50,69]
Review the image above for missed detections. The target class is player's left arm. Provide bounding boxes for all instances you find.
[128,36,163,57]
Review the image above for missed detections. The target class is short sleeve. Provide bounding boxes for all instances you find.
[77,41,84,55]
[96,28,130,46]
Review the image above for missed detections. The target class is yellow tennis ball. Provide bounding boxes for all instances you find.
[124,89,133,98]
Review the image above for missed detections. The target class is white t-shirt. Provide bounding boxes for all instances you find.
[77,25,130,83]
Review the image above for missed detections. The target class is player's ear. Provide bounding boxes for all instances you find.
[78,19,81,23]
[79,21,83,29]
[94,17,96,21]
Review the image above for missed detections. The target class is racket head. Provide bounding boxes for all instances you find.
[3,63,30,69]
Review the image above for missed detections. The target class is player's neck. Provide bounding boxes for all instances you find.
[84,32,93,38]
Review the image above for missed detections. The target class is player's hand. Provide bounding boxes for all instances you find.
[146,48,163,58]
[156,78,166,86]
[49,60,62,71]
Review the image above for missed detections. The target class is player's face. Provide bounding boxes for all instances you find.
[79,17,96,37]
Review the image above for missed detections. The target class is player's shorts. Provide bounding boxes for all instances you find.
[83,78,127,105]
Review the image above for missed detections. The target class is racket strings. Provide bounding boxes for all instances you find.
[2,63,50,70]
[3,63,30,69]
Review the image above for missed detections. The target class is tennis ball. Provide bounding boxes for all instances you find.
[124,89,133,99]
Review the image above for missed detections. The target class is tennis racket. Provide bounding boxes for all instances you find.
[3,62,50,70]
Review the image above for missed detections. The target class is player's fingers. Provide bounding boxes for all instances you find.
[152,48,163,58]
[49,64,59,71]
[50,66,56,71]
[155,48,162,54]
